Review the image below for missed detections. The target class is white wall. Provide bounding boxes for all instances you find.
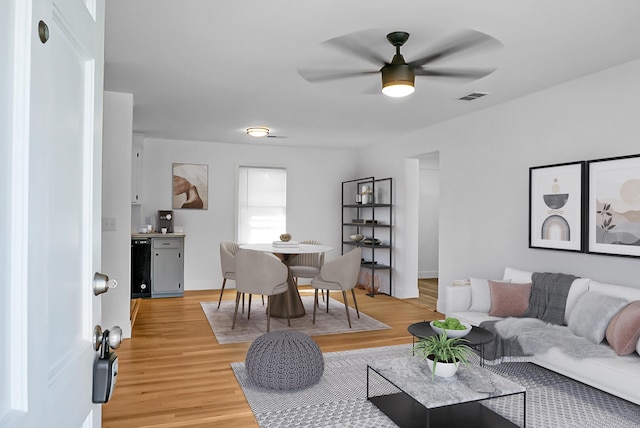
[418,154,439,278]
[139,138,358,290]
[357,59,640,311]
[0,1,14,416]
[101,91,133,338]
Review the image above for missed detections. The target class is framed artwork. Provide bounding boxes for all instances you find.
[587,154,640,257]
[172,163,208,209]
[529,161,585,252]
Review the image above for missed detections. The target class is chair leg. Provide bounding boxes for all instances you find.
[217,278,227,309]
[241,293,245,314]
[351,288,360,318]
[326,290,330,313]
[284,291,291,327]
[342,291,352,328]
[247,294,252,319]
[262,295,265,306]
[313,289,318,324]
[232,292,241,330]
[266,295,272,332]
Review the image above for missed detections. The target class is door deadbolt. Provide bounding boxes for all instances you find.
[93,272,118,295]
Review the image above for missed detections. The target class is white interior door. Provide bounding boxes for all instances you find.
[2,0,105,426]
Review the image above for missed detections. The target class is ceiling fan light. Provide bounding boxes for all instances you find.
[246,127,270,137]
[382,83,415,98]
[381,64,415,98]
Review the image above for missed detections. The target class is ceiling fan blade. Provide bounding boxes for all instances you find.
[414,67,496,80]
[322,31,389,67]
[297,69,380,83]
[408,30,500,68]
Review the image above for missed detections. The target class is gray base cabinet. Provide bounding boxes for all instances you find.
[151,237,184,298]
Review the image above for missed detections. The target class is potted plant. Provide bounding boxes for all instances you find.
[413,333,474,378]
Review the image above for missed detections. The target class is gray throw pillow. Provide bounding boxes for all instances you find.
[568,291,628,344]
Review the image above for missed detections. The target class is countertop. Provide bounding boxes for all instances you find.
[131,232,186,238]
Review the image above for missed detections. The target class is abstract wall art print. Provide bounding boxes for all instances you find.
[587,154,640,257]
[529,161,585,252]
[172,163,208,210]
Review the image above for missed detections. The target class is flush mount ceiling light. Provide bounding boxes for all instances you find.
[246,127,270,137]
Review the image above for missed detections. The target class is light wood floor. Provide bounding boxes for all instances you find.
[103,287,443,427]
[407,278,439,312]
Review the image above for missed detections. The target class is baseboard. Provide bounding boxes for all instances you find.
[418,271,438,279]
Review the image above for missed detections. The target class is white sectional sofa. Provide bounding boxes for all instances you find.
[445,267,640,405]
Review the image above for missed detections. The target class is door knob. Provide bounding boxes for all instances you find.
[93,325,123,351]
[93,272,118,295]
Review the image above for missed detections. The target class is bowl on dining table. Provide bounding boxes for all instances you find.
[429,320,472,338]
[350,234,364,242]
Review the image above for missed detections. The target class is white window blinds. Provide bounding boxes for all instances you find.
[237,166,287,244]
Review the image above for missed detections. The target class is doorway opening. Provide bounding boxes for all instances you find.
[417,151,440,310]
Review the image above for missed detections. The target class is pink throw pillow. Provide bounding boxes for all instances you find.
[605,301,640,356]
[488,280,532,317]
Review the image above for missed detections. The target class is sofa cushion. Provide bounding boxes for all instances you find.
[589,280,640,301]
[469,278,510,312]
[503,267,533,283]
[568,291,628,344]
[488,280,532,317]
[605,301,640,356]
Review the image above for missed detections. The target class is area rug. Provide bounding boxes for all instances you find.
[201,292,390,344]
[231,344,640,428]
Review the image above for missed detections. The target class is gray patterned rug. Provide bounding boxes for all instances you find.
[201,291,390,344]
[231,344,640,427]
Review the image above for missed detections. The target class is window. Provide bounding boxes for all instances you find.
[237,166,286,244]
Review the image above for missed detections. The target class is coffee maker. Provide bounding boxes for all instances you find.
[158,210,174,233]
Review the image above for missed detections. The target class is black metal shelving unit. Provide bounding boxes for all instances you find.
[342,177,393,297]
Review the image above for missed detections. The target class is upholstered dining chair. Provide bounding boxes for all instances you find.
[310,247,362,328]
[218,241,240,308]
[290,239,325,286]
[233,249,291,332]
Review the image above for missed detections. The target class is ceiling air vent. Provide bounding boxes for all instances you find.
[459,91,488,101]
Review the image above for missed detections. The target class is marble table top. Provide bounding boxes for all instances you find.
[368,357,525,409]
[239,243,332,254]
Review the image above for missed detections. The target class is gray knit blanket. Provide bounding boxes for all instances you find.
[522,272,576,325]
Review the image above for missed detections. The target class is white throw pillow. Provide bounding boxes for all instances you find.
[637,336,640,356]
[564,278,590,324]
[568,291,628,344]
[502,267,533,283]
[469,278,511,312]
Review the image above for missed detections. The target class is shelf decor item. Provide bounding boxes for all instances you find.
[587,154,640,257]
[529,161,585,252]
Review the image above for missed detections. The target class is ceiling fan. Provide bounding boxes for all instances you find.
[298,29,501,98]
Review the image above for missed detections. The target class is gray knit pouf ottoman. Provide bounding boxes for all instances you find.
[245,330,324,390]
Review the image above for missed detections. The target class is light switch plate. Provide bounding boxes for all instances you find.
[102,217,116,231]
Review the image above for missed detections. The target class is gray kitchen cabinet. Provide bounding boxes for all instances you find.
[151,236,184,297]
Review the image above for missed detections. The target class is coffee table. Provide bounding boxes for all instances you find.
[367,357,526,428]
[408,321,496,366]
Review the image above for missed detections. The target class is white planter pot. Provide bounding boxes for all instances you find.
[426,358,459,378]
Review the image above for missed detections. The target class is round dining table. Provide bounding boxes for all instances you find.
[239,243,333,318]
